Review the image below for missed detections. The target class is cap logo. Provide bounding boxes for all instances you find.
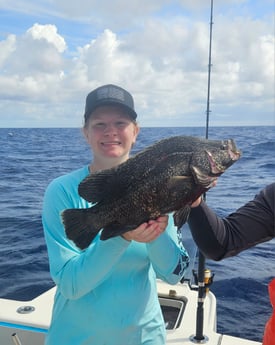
[97,86,125,102]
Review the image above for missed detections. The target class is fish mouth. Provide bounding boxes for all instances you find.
[223,139,241,161]
[206,139,241,175]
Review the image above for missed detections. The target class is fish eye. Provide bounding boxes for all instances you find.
[220,141,228,150]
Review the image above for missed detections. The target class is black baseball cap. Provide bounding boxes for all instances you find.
[84,84,138,122]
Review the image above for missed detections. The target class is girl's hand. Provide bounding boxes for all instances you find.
[122,215,168,243]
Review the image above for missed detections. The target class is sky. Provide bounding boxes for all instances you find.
[0,0,274,128]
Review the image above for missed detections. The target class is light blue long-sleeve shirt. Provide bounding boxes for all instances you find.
[42,166,189,345]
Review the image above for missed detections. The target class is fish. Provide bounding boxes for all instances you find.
[62,135,241,249]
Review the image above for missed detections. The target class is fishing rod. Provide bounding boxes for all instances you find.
[205,0,214,140]
[190,0,214,343]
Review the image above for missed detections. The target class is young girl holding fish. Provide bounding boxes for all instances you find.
[42,84,189,345]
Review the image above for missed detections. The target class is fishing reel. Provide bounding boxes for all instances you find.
[191,268,215,292]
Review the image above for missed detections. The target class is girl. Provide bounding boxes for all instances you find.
[42,84,189,345]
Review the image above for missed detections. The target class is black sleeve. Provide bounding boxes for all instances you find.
[188,183,275,261]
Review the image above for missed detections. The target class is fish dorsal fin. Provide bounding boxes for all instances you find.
[78,150,166,203]
[78,169,126,203]
[78,139,195,203]
[79,151,192,203]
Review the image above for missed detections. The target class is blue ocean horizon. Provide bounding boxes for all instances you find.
[0,126,274,342]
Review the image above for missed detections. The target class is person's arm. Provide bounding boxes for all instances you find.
[147,214,189,284]
[188,183,275,260]
[122,214,189,284]
[42,177,131,300]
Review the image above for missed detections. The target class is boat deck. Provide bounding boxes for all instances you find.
[0,281,261,345]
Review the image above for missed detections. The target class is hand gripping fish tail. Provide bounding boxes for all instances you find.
[62,208,100,249]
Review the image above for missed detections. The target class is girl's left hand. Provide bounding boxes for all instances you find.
[122,215,168,243]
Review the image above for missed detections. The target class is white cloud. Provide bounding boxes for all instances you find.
[0,34,16,68]
[0,24,67,104]
[26,23,66,53]
[210,15,274,108]
[0,1,274,127]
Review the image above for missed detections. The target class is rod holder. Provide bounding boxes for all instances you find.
[11,333,23,345]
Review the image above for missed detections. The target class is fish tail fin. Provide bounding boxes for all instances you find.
[61,208,100,250]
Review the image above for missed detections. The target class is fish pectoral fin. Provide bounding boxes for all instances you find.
[166,176,192,191]
[191,166,216,188]
[170,176,191,181]
[173,206,191,229]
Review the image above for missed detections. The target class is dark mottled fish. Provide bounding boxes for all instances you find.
[62,135,241,249]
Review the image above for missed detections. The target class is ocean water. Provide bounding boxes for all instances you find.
[0,126,274,342]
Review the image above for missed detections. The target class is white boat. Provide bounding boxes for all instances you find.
[0,220,265,345]
[0,222,263,345]
[0,278,262,345]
